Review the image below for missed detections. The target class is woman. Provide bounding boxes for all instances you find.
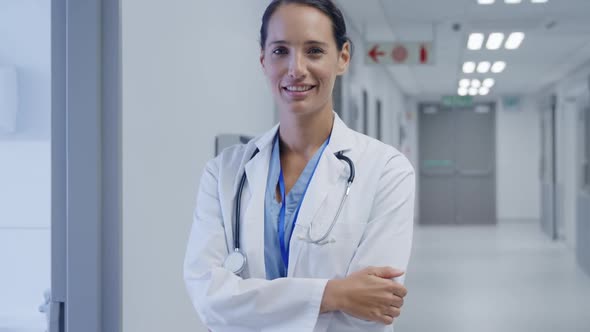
[184,1,415,331]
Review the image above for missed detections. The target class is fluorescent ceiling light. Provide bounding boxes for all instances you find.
[479,87,490,96]
[505,0,522,3]
[469,88,479,96]
[458,87,468,96]
[491,61,506,73]
[471,79,481,88]
[483,78,495,87]
[531,0,548,3]
[463,61,476,73]
[505,32,525,50]
[468,33,485,50]
[478,0,495,4]
[477,61,491,73]
[459,79,471,88]
[486,33,505,50]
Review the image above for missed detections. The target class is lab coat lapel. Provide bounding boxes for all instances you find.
[288,113,353,276]
[241,125,278,279]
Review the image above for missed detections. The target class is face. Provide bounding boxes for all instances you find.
[260,3,350,116]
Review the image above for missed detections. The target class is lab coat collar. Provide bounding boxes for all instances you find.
[251,111,354,155]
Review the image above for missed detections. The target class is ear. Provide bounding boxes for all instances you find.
[336,41,351,75]
[260,49,266,71]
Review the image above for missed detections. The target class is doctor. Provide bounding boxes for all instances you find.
[184,0,415,331]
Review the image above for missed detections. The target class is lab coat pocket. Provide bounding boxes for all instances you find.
[291,222,365,278]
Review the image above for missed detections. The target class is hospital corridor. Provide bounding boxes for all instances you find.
[1,0,590,331]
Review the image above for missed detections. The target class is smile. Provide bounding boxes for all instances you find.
[283,85,316,92]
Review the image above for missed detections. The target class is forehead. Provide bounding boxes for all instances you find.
[266,3,334,44]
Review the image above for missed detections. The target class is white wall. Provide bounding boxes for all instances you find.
[496,97,541,222]
[340,14,415,158]
[121,1,274,331]
[0,1,50,329]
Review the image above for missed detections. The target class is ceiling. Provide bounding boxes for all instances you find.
[336,0,590,99]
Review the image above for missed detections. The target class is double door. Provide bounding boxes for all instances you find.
[418,104,496,225]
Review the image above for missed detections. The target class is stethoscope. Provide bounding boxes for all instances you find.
[223,148,355,275]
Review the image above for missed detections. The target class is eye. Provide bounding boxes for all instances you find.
[272,47,288,55]
[308,47,325,55]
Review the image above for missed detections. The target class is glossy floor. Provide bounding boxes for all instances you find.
[396,222,590,332]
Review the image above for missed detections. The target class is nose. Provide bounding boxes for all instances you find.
[288,53,306,79]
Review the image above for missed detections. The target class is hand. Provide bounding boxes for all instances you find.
[321,267,407,325]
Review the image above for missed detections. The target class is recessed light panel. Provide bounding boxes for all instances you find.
[477,61,491,73]
[468,33,485,50]
[483,78,495,88]
[486,33,505,50]
[463,62,476,73]
[491,61,506,73]
[505,32,525,49]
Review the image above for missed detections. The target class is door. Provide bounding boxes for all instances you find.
[50,1,121,331]
[418,105,456,224]
[454,106,496,224]
[418,103,496,225]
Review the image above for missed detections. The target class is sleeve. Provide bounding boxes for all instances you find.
[335,154,416,329]
[183,159,329,332]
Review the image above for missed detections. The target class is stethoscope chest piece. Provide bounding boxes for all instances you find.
[224,249,247,275]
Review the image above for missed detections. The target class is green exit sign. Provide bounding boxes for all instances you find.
[441,96,473,107]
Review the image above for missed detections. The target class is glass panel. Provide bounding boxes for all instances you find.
[0,1,51,331]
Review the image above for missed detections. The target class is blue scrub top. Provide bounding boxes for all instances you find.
[263,134,329,280]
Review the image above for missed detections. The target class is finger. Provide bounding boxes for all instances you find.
[391,284,408,298]
[372,267,405,279]
[384,305,401,319]
[390,295,404,309]
[379,313,394,325]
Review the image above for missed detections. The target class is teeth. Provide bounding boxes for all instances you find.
[285,86,313,92]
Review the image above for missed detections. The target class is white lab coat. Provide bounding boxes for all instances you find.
[184,113,415,332]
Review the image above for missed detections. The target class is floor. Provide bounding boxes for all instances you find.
[395,222,590,332]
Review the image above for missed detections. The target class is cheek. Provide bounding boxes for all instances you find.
[265,63,285,85]
[311,65,336,90]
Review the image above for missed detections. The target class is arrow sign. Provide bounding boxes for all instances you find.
[368,45,385,63]
[420,44,428,64]
[365,42,434,66]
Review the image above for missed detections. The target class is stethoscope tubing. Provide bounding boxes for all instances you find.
[232,149,354,251]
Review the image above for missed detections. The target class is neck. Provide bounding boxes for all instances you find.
[278,107,333,159]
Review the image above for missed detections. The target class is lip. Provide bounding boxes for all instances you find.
[281,84,317,99]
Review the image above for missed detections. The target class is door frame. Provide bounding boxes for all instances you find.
[51,0,122,331]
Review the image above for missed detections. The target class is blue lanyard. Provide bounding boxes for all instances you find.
[277,136,330,270]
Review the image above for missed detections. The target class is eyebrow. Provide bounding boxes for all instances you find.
[268,40,329,47]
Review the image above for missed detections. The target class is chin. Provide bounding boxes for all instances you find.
[281,102,321,116]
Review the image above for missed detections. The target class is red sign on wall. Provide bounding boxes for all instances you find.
[365,42,434,65]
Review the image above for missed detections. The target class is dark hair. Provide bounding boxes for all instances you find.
[260,0,352,54]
